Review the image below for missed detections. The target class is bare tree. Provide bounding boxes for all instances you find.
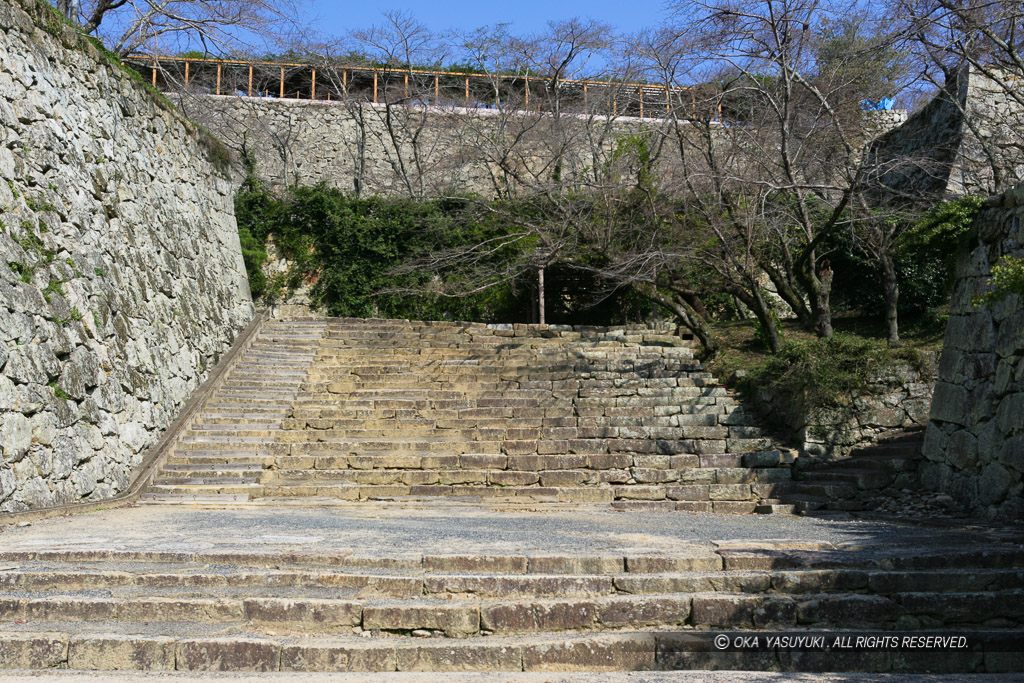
[894,0,1024,193]
[75,0,304,57]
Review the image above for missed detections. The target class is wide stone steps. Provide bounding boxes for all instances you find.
[0,540,1021,673]
[141,484,770,510]
[145,316,792,508]
[2,566,1021,598]
[2,590,1022,636]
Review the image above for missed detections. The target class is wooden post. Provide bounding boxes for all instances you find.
[343,69,347,90]
[434,74,439,104]
[280,66,284,98]
[525,76,529,108]
[613,92,617,116]
[464,75,469,107]
[538,268,546,326]
[216,62,221,95]
[665,85,670,116]
[373,71,378,103]
[583,82,588,106]
[184,61,190,86]
[638,87,643,119]
[248,65,253,97]
[311,68,316,99]
[404,73,409,99]
[151,61,157,88]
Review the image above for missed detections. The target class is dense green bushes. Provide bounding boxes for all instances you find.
[234,178,530,320]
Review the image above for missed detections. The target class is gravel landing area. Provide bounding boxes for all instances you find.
[0,670,1019,682]
[0,503,1019,556]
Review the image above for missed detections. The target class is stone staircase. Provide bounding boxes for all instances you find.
[143,317,797,511]
[0,539,1021,672]
[778,431,926,514]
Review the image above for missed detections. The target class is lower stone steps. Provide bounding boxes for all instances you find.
[0,538,1020,673]
[3,629,1021,673]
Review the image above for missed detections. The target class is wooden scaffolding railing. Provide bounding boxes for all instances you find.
[126,54,703,119]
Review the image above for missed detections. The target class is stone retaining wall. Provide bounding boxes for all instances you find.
[921,183,1024,520]
[746,360,937,460]
[0,0,253,511]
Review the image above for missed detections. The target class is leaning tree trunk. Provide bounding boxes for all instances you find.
[635,284,719,357]
[731,285,783,354]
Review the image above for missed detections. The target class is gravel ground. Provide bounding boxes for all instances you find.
[0,671,1018,682]
[0,502,1018,556]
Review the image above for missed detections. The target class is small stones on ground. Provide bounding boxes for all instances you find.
[865,488,976,521]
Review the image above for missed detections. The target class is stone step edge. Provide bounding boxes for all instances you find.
[0,590,1021,636]
[1,567,1021,597]
[0,628,1020,673]
[0,546,1021,572]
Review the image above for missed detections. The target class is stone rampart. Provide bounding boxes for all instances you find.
[744,359,937,460]
[921,183,1024,519]
[187,95,651,197]
[0,0,253,511]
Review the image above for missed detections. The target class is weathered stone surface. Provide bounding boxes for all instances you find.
[0,633,67,668]
[922,181,1024,519]
[280,643,396,672]
[396,643,521,672]
[0,0,253,511]
[522,633,655,671]
[68,634,175,671]
[363,605,479,637]
[176,638,278,672]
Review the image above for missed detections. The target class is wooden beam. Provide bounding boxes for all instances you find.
[248,65,253,97]
[151,61,157,88]
[465,76,469,107]
[312,68,316,99]
[665,85,670,116]
[638,87,643,119]
[434,74,439,104]
[280,66,284,98]
[525,76,529,108]
[216,62,221,95]
[373,71,378,103]
[404,73,408,99]
[184,61,189,86]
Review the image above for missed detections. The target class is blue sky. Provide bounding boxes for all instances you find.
[302,0,673,39]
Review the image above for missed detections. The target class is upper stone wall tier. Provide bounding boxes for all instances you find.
[189,94,910,199]
[190,95,653,197]
[0,0,253,511]
[921,182,1024,520]
[868,66,1024,199]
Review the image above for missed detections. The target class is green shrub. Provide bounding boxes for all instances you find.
[973,255,1024,306]
[740,333,929,408]
[233,179,529,321]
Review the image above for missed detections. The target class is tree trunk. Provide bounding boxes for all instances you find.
[881,251,900,347]
[538,267,546,325]
[731,286,782,354]
[635,284,719,357]
[813,262,834,338]
[762,262,813,329]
